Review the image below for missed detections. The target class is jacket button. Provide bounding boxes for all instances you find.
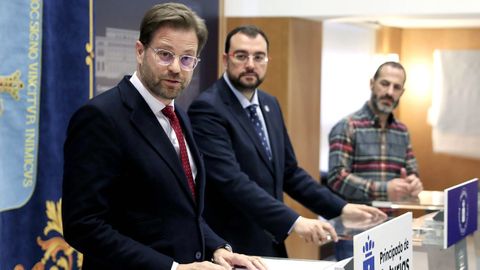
[195,251,202,260]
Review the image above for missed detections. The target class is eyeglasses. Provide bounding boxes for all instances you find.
[228,52,269,64]
[149,47,200,71]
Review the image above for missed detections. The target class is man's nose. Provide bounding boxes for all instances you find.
[245,55,255,67]
[167,57,181,73]
[386,85,395,95]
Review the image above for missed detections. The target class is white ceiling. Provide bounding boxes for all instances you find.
[325,15,480,29]
[225,0,480,28]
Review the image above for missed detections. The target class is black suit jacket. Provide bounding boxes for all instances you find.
[62,77,225,269]
[188,78,346,257]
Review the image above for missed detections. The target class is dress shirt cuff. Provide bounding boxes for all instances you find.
[171,261,179,270]
[288,216,302,235]
[214,243,233,253]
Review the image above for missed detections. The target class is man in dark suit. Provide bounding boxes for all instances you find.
[188,25,386,257]
[62,4,265,270]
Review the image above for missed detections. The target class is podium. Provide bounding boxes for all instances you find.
[412,211,478,269]
[329,180,478,270]
[242,257,352,270]
[370,180,479,270]
[240,180,478,269]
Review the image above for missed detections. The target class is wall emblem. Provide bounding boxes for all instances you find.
[14,200,83,270]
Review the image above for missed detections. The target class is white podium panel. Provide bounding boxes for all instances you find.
[234,257,352,270]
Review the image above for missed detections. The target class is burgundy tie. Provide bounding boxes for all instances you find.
[162,106,196,199]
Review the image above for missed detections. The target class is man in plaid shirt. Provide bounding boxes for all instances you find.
[327,61,424,260]
[328,61,423,203]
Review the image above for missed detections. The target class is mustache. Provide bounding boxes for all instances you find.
[239,71,259,78]
[165,71,181,79]
[161,74,182,82]
[378,95,394,103]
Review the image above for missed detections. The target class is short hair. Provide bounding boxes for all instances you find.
[373,61,407,83]
[139,3,208,55]
[224,25,269,53]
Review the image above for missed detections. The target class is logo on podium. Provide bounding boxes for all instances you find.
[362,235,375,270]
[458,188,469,235]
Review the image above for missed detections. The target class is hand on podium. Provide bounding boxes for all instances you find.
[341,203,387,221]
[293,216,338,244]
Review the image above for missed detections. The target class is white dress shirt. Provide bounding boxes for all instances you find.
[130,72,197,182]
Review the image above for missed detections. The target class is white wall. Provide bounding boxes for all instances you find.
[224,0,480,18]
[319,22,376,172]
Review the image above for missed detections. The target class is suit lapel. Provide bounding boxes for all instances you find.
[218,80,274,172]
[118,78,196,205]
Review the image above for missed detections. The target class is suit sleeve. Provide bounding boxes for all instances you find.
[62,105,173,270]
[189,99,299,242]
[274,100,347,219]
[200,216,228,258]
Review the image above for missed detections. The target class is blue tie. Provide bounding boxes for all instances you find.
[246,104,272,160]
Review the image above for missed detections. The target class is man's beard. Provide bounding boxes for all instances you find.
[371,93,399,114]
[228,71,264,92]
[139,61,187,101]
[147,75,186,100]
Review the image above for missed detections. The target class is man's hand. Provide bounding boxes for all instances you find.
[387,168,411,201]
[341,203,387,220]
[388,168,423,200]
[387,178,411,201]
[177,261,228,270]
[292,216,338,244]
[405,173,423,196]
[212,248,267,270]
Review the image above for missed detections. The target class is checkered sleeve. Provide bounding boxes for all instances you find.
[327,119,387,201]
[404,132,419,177]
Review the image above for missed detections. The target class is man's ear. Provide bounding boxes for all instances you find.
[222,53,228,70]
[135,41,145,64]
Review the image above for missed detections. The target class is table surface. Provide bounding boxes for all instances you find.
[371,190,445,210]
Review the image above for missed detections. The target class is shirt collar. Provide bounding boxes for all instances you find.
[363,101,396,126]
[223,73,259,109]
[130,71,175,114]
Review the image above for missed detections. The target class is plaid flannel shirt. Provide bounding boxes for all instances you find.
[327,102,418,202]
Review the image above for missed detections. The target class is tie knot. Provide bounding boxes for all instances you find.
[162,105,175,120]
[247,104,258,115]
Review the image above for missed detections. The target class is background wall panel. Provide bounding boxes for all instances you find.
[378,27,480,191]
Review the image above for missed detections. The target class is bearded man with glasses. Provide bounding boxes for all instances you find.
[62,4,265,270]
[188,25,386,258]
